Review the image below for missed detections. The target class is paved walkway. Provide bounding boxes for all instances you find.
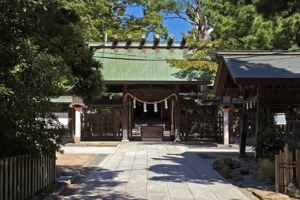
[62,142,253,200]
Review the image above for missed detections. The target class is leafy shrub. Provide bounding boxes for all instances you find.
[254,127,290,160]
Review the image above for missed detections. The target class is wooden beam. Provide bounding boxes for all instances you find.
[168,35,174,43]
[140,34,146,43]
[154,34,160,43]
[181,37,186,46]
[239,88,249,158]
[113,34,119,43]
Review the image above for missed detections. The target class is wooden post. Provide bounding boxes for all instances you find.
[122,85,129,142]
[284,144,288,194]
[13,157,16,200]
[0,159,3,200]
[255,86,265,144]
[68,108,73,138]
[222,106,231,145]
[174,97,180,140]
[239,89,249,158]
[8,158,12,200]
[113,108,117,138]
[128,101,132,139]
[275,154,279,193]
[83,108,87,140]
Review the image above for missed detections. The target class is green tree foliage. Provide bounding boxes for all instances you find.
[0,0,104,158]
[203,0,300,50]
[154,0,213,40]
[167,31,239,81]
[60,0,168,41]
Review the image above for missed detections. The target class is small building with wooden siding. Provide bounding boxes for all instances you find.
[67,40,223,143]
[211,51,300,156]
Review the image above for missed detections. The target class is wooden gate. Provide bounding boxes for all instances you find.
[82,106,122,141]
[180,106,221,140]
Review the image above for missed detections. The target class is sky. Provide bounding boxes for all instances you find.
[126,6,194,42]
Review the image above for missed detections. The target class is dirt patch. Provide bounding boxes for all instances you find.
[56,154,97,169]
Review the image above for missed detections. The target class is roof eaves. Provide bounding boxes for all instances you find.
[86,42,189,49]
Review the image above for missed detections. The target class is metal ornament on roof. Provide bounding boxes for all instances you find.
[124,92,178,113]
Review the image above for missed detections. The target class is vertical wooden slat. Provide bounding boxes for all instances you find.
[46,155,49,186]
[9,158,13,200]
[289,151,293,184]
[13,157,17,200]
[32,157,36,196]
[38,156,41,191]
[280,150,284,193]
[46,155,49,185]
[42,156,45,188]
[20,156,24,200]
[53,156,56,183]
[284,144,288,194]
[25,155,29,198]
[28,155,32,197]
[50,157,54,183]
[297,150,300,190]
[0,160,4,200]
[4,159,8,200]
[16,156,19,200]
[275,154,279,193]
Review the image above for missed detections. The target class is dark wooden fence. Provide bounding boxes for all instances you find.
[0,154,56,200]
[275,143,300,194]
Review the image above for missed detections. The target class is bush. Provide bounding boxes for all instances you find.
[254,127,290,160]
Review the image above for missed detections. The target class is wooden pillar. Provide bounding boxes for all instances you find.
[128,100,132,139]
[222,107,230,145]
[83,108,87,140]
[239,89,249,158]
[122,85,129,142]
[174,97,180,141]
[185,109,189,139]
[170,99,175,140]
[68,108,73,138]
[73,106,82,144]
[113,108,117,138]
[255,86,265,142]
[229,109,233,141]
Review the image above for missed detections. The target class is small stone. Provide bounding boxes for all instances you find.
[263,178,274,185]
[220,166,232,179]
[233,167,249,175]
[287,183,300,196]
[56,165,62,177]
[253,168,268,181]
[61,167,79,176]
[230,170,244,181]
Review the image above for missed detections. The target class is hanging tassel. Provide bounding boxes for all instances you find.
[133,98,136,109]
[154,102,158,113]
[250,102,252,109]
[246,102,249,110]
[143,102,147,112]
[164,99,168,109]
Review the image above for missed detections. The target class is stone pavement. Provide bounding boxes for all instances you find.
[61,142,254,200]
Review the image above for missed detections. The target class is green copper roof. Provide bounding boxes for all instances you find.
[89,42,211,84]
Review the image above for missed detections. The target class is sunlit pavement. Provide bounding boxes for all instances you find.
[61,142,253,200]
